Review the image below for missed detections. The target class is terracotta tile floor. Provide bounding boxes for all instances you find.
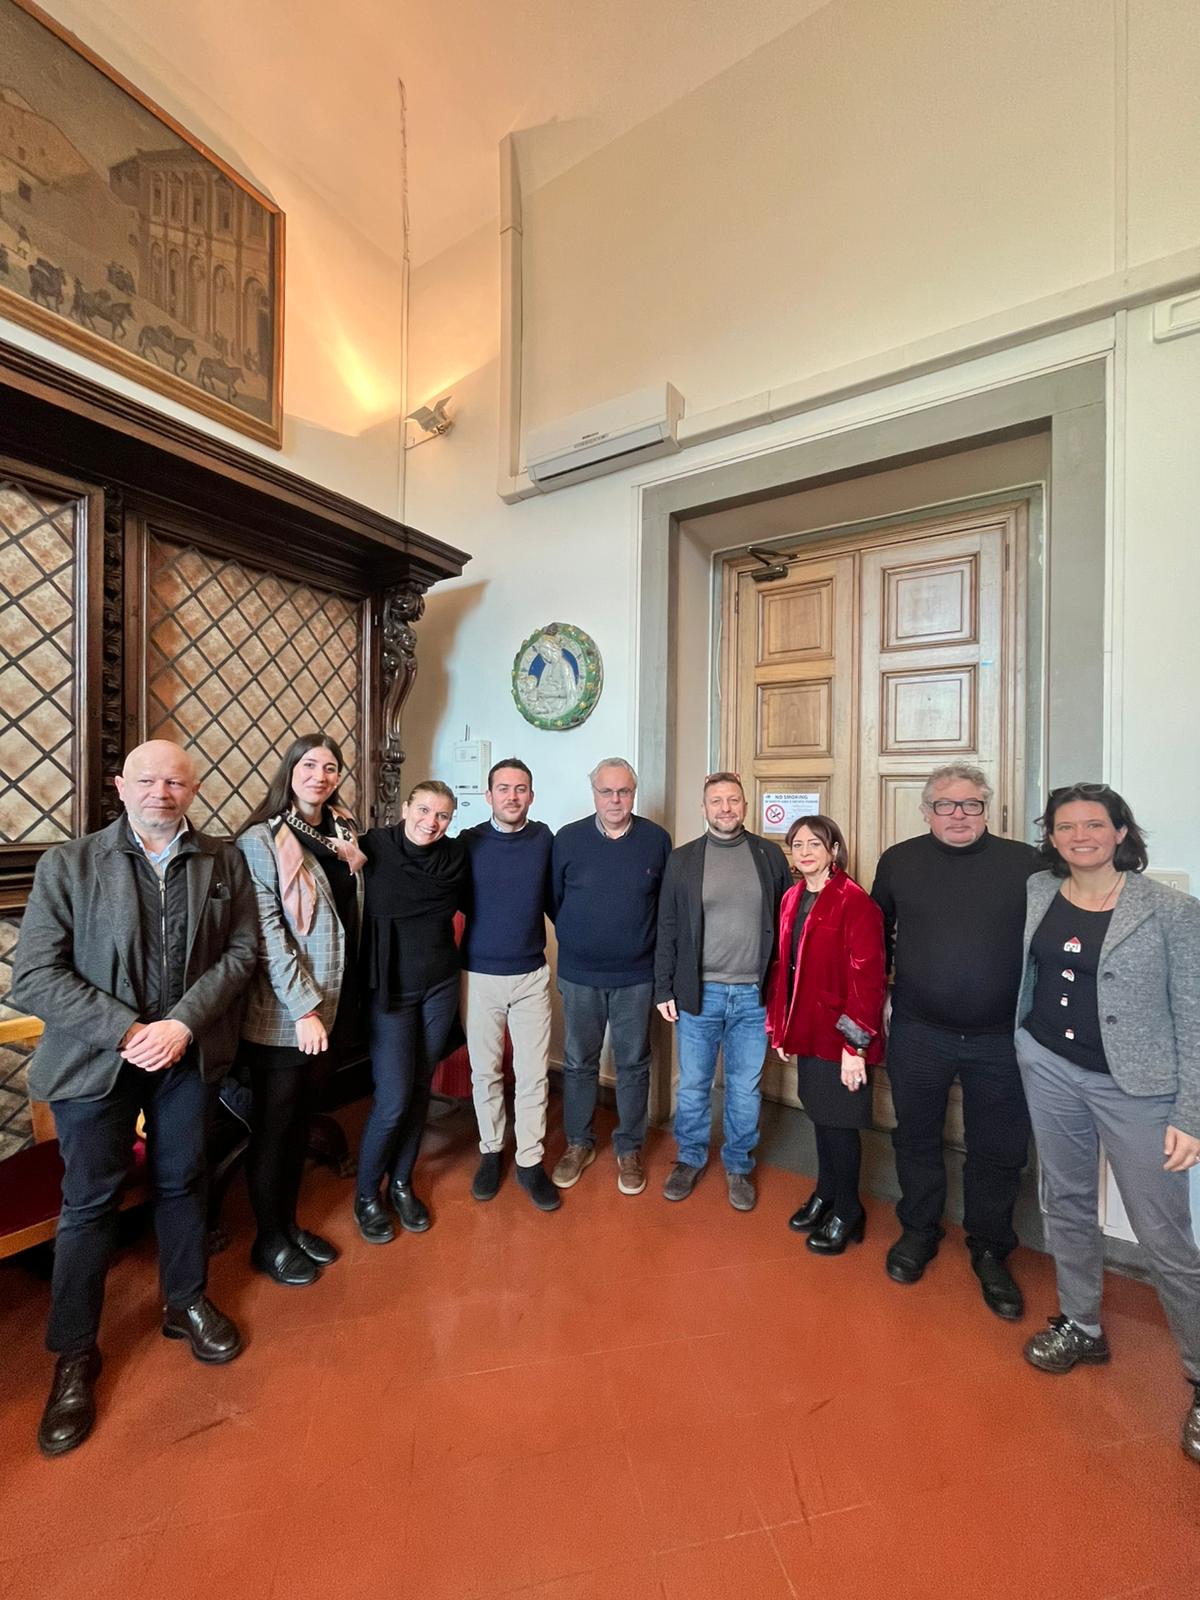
[2,1103,1198,1600]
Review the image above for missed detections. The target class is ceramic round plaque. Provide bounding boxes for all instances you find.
[511,622,603,731]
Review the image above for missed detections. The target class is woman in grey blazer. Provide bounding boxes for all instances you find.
[236,733,364,1286]
[1015,782,1200,1464]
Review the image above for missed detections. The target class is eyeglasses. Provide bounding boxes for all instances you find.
[595,787,634,801]
[928,798,985,816]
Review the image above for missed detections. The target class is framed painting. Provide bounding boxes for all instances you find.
[0,0,284,446]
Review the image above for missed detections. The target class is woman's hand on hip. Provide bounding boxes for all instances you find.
[1163,1125,1200,1172]
[840,1047,867,1091]
[295,1013,329,1055]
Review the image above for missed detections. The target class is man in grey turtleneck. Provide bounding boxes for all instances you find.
[654,773,792,1209]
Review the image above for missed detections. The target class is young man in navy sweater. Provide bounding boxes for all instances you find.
[550,758,672,1196]
[461,759,560,1211]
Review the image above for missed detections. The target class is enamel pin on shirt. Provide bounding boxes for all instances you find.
[1063,936,1082,954]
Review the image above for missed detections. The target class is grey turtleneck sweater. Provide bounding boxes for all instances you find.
[700,829,762,984]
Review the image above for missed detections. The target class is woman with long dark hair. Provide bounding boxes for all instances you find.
[1016,783,1200,1464]
[766,815,886,1254]
[352,780,469,1244]
[236,733,364,1286]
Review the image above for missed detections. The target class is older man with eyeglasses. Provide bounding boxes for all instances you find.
[550,759,672,1195]
[870,763,1038,1319]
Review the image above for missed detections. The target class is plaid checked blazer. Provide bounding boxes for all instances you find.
[237,822,357,1046]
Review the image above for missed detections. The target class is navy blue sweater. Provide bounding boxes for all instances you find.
[461,819,553,976]
[552,815,673,987]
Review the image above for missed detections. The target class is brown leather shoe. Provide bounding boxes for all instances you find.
[551,1143,596,1189]
[38,1348,101,1457]
[616,1150,646,1195]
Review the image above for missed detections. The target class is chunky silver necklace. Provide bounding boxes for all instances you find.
[278,810,347,858]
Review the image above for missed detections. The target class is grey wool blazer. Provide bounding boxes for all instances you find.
[237,823,358,1046]
[10,816,258,1099]
[1017,869,1200,1137]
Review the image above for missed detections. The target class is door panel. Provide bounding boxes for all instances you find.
[725,504,1025,1116]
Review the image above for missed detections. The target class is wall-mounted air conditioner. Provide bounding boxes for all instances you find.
[525,383,684,491]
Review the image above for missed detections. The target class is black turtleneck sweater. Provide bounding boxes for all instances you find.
[870,829,1037,1032]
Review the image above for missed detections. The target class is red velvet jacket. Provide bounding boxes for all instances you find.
[765,870,886,1064]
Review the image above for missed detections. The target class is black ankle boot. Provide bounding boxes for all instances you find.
[388,1180,431,1232]
[353,1193,395,1244]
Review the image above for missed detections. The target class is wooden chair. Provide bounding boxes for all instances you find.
[0,1015,150,1261]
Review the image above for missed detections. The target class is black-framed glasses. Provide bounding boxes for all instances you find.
[929,798,985,816]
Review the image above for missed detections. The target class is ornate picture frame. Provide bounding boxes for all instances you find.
[0,0,284,447]
[511,622,604,731]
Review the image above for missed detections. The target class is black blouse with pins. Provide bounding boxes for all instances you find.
[1026,891,1114,1074]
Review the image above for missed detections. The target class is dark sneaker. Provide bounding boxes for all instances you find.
[1024,1314,1111,1373]
[616,1150,646,1195]
[726,1171,756,1212]
[551,1143,596,1189]
[472,1151,503,1202]
[971,1249,1024,1320]
[1183,1384,1200,1465]
[663,1161,705,1202]
[37,1349,101,1458]
[517,1162,562,1211]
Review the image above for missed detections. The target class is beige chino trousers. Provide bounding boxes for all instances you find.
[462,965,552,1167]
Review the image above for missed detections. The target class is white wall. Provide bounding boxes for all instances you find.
[0,0,407,514]
[402,0,1200,874]
[516,0,1199,434]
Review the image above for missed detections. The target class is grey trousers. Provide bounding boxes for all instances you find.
[1016,1027,1200,1382]
[462,965,551,1167]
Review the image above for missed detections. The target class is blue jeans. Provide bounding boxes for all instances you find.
[357,976,459,1197]
[558,978,653,1156]
[673,982,767,1174]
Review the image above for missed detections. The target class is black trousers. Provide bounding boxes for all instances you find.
[813,1124,863,1221]
[48,1059,212,1356]
[357,976,459,1197]
[886,1014,1031,1257]
[243,1047,316,1253]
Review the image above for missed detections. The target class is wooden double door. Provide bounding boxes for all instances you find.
[720,502,1028,1111]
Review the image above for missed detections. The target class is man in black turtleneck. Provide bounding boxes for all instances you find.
[654,772,792,1211]
[871,763,1037,1319]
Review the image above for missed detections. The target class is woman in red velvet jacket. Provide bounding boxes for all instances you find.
[766,815,886,1255]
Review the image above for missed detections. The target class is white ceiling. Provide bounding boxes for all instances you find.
[72,0,833,267]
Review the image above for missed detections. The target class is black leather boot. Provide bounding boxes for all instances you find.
[388,1180,431,1232]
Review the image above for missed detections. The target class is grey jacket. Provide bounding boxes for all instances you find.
[237,823,358,1046]
[10,815,258,1099]
[1018,870,1200,1136]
